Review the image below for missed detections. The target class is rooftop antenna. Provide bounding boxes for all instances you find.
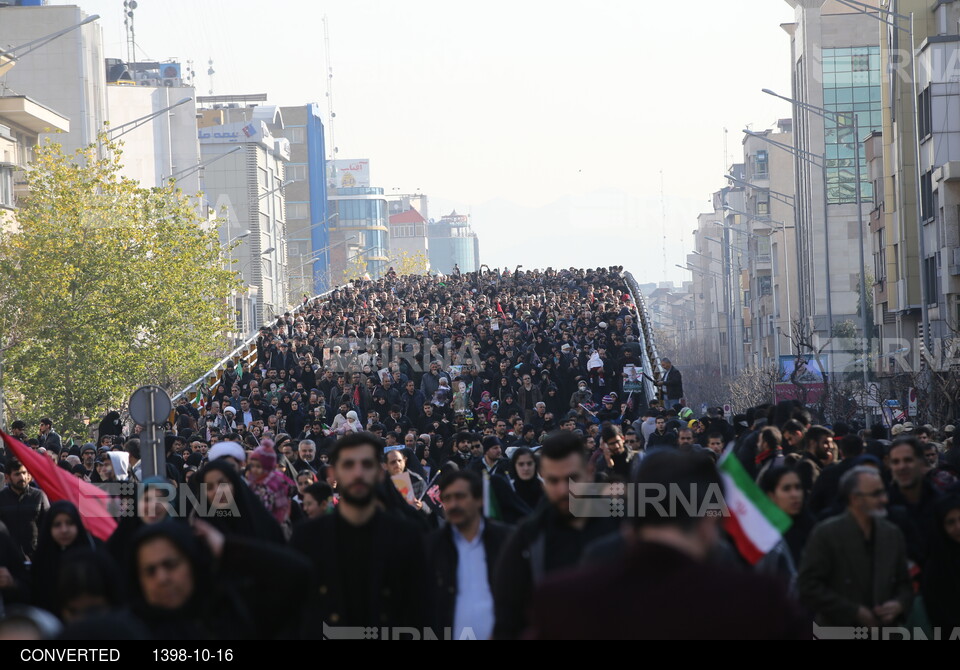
[122,0,138,65]
[207,58,215,96]
[323,15,338,163]
[184,59,196,87]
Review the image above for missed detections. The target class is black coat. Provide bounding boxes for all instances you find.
[128,523,311,640]
[492,504,618,639]
[289,509,427,636]
[0,485,50,560]
[424,520,511,634]
[526,542,808,639]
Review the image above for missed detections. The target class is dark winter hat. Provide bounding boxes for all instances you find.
[481,436,503,453]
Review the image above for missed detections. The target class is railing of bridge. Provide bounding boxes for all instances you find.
[622,271,661,404]
[171,285,342,409]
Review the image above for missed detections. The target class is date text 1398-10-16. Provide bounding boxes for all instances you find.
[153,650,234,662]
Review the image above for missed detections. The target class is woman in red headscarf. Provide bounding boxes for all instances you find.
[245,440,296,530]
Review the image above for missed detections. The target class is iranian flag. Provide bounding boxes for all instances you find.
[2,430,118,541]
[482,471,502,522]
[718,451,792,565]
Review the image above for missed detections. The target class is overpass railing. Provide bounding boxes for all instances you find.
[622,271,660,403]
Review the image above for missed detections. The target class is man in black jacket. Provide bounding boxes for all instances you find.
[290,433,427,636]
[0,458,50,561]
[426,471,510,640]
[655,358,684,408]
[492,431,618,639]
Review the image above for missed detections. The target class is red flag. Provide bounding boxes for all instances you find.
[2,431,118,541]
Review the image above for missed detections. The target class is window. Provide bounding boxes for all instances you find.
[289,127,305,144]
[756,235,771,261]
[288,203,309,220]
[822,47,881,204]
[924,254,939,307]
[756,192,770,216]
[921,171,934,222]
[0,166,12,208]
[918,87,932,139]
[289,165,308,182]
[874,227,886,284]
[753,150,769,178]
[759,275,773,296]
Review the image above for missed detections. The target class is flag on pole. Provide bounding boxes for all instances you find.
[482,471,502,522]
[718,450,792,565]
[2,430,118,541]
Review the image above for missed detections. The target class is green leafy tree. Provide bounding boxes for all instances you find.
[0,135,239,432]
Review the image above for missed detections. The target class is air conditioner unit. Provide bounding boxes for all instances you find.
[138,78,160,87]
[162,78,182,87]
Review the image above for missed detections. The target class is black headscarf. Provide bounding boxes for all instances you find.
[922,495,960,629]
[126,521,241,639]
[32,501,97,614]
[189,460,284,544]
[510,447,544,510]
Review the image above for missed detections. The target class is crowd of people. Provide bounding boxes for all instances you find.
[0,266,958,640]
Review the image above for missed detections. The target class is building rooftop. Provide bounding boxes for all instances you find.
[389,207,426,225]
[0,95,70,133]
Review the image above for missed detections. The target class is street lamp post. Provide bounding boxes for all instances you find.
[0,15,100,74]
[762,89,872,427]
[106,97,192,141]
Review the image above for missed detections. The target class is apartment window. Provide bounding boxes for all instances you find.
[0,166,12,208]
[289,127,305,144]
[753,150,769,178]
[921,171,934,222]
[756,192,770,216]
[289,165,308,182]
[874,227,886,284]
[918,87,932,139]
[924,254,939,307]
[759,275,773,296]
[288,203,309,220]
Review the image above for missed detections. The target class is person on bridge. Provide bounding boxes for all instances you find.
[655,358,684,409]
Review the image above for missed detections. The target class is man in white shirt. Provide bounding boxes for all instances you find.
[425,471,510,640]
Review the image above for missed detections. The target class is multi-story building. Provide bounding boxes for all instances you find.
[105,60,201,195]
[278,104,330,298]
[326,159,390,281]
[197,97,290,329]
[738,119,799,368]
[874,0,941,355]
[0,3,106,152]
[688,207,733,376]
[0,94,70,227]
[642,281,696,356]
[784,0,883,346]
[428,210,480,275]
[388,205,430,266]
[920,3,960,340]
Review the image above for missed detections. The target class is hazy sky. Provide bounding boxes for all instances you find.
[48,0,797,282]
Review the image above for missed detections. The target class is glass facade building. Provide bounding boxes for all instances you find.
[821,46,882,204]
[328,186,390,279]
